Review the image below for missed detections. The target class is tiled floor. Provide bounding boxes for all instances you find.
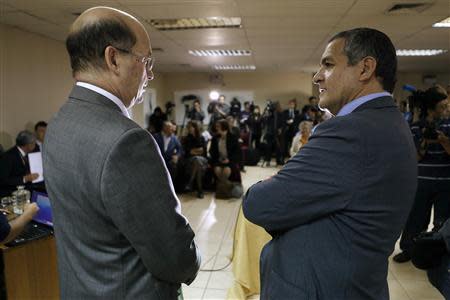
[179,166,444,300]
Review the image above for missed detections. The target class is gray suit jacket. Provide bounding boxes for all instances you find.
[243,96,417,300]
[43,86,200,299]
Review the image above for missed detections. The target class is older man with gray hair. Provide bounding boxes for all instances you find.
[0,131,39,197]
[43,7,200,299]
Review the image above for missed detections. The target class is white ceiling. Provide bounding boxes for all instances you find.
[0,0,448,73]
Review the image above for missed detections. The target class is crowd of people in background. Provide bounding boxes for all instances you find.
[145,94,329,199]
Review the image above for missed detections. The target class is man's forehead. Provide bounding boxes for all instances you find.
[321,38,345,60]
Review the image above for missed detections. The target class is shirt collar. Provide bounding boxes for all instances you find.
[76,82,131,119]
[337,92,391,117]
[17,146,26,157]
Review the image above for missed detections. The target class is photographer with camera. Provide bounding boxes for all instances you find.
[207,94,230,130]
[261,100,284,166]
[187,99,205,123]
[394,86,450,263]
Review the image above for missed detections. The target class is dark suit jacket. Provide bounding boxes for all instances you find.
[209,132,241,166]
[243,96,417,300]
[153,132,183,165]
[43,86,200,299]
[0,146,29,197]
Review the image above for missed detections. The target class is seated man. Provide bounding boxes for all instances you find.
[0,202,39,244]
[0,201,39,298]
[153,121,184,188]
[33,121,47,152]
[0,131,39,197]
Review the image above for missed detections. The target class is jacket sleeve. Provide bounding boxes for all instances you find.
[209,137,219,164]
[243,118,361,232]
[228,134,241,164]
[100,128,200,285]
[0,155,24,187]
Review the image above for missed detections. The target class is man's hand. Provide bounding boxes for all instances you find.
[24,173,39,183]
[171,155,179,164]
[22,202,39,221]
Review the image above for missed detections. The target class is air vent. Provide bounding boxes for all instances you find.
[148,17,241,31]
[386,3,433,14]
[213,65,256,70]
[189,49,251,57]
[396,49,448,56]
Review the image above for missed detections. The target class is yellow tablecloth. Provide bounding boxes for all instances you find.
[227,207,271,300]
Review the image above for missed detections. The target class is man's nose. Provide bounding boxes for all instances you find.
[312,70,323,85]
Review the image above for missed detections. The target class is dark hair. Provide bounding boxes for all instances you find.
[187,120,201,138]
[308,96,317,101]
[66,18,136,74]
[216,119,229,132]
[16,130,35,147]
[34,121,47,131]
[329,28,397,93]
[410,86,448,119]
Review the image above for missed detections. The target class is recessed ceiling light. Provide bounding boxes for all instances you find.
[149,17,241,31]
[396,49,448,56]
[213,65,256,70]
[189,49,251,57]
[433,16,450,27]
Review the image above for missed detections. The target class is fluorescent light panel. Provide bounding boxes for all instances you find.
[214,65,256,70]
[189,49,251,57]
[149,17,241,31]
[433,16,450,27]
[396,49,448,56]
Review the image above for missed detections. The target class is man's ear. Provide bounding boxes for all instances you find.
[359,56,377,81]
[104,46,120,75]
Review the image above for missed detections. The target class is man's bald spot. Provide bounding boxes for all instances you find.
[71,7,147,39]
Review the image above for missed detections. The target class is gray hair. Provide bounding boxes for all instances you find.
[16,130,36,147]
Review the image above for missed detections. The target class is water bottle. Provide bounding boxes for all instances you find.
[12,186,29,214]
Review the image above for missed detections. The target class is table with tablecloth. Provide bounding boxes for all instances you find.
[227,207,271,300]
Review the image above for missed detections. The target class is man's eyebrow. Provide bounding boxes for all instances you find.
[320,56,333,64]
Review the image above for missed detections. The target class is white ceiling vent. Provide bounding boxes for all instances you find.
[149,17,241,31]
[189,49,251,57]
[385,2,434,15]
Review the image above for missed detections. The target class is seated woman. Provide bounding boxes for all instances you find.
[209,119,241,185]
[289,120,313,157]
[183,121,208,199]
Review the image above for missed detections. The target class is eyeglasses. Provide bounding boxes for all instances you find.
[113,46,155,79]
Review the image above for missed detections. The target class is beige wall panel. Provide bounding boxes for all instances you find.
[0,23,72,149]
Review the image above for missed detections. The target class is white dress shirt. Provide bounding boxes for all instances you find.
[76,82,131,118]
[163,134,171,152]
